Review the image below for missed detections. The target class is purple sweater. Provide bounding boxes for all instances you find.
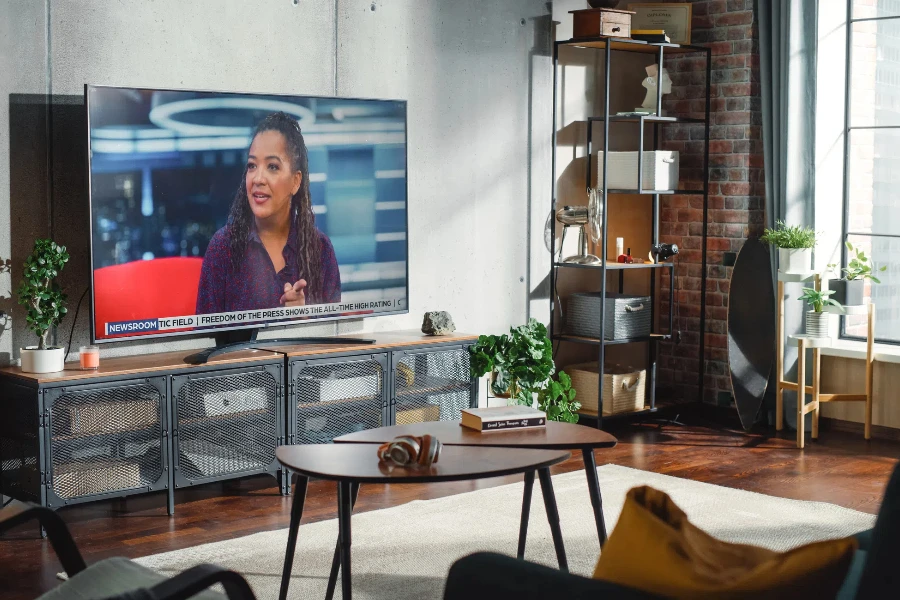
[195,221,341,315]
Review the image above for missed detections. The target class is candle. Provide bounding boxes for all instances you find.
[80,346,100,370]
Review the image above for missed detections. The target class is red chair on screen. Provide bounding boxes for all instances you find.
[93,257,203,339]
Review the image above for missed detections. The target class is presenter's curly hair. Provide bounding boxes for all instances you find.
[228,112,323,303]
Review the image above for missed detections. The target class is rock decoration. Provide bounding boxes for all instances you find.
[421,311,456,335]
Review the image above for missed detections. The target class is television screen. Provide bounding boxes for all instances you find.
[87,85,408,342]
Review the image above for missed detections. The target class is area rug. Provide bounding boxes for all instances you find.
[133,464,876,599]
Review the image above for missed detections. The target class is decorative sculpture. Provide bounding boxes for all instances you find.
[638,64,672,115]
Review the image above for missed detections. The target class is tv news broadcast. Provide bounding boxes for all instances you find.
[87,86,408,342]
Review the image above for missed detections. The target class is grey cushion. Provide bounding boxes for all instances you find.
[38,557,225,600]
[837,550,868,600]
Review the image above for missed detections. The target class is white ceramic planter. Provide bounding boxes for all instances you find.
[779,248,812,274]
[805,311,830,338]
[20,346,65,373]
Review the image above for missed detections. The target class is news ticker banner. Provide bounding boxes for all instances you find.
[104,298,405,336]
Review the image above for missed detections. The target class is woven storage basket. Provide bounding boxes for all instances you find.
[568,362,646,415]
[597,150,680,191]
[566,293,651,340]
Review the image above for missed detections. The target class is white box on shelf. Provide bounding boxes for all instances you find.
[596,150,680,191]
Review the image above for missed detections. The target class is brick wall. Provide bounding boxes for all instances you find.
[658,0,765,404]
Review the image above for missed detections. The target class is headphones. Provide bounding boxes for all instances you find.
[378,434,442,468]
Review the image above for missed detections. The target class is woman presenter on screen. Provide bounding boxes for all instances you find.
[196,112,341,314]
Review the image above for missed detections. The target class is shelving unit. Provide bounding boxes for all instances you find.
[550,36,711,428]
[774,272,875,448]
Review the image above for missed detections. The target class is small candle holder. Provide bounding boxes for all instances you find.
[79,346,100,370]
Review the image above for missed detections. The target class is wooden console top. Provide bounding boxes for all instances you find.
[263,330,477,357]
[0,331,477,384]
[0,349,282,384]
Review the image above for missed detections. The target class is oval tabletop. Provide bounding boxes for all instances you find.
[275,444,570,484]
[333,420,617,449]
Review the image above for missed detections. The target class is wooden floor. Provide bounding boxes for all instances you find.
[2,418,898,599]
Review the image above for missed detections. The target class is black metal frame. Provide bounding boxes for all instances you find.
[840,5,900,345]
[388,344,479,424]
[170,363,286,495]
[550,38,712,426]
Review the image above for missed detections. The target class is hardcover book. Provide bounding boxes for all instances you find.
[461,406,547,432]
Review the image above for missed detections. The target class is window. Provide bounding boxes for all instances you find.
[843,1,900,342]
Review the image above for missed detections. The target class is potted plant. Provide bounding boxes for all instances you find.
[469,318,581,422]
[826,242,886,306]
[799,287,842,338]
[761,220,817,274]
[17,239,69,373]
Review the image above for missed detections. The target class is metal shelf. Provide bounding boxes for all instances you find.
[608,189,706,195]
[559,36,708,54]
[554,262,675,270]
[588,115,707,124]
[552,334,670,346]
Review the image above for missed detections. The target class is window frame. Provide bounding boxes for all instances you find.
[841,2,900,345]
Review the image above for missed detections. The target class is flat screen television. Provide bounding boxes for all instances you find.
[87,85,408,344]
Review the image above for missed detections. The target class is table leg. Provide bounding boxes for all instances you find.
[537,467,568,572]
[326,483,359,600]
[581,449,607,547]
[279,474,309,600]
[516,470,536,559]
[337,481,353,600]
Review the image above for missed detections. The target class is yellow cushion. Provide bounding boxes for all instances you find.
[593,486,857,599]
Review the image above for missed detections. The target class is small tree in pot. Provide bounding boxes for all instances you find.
[827,241,885,306]
[469,318,581,422]
[761,221,817,274]
[799,287,842,338]
[17,239,69,373]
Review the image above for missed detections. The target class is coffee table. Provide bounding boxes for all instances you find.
[336,421,617,553]
[276,443,570,600]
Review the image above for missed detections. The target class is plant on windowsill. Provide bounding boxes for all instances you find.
[17,239,69,373]
[826,241,886,306]
[469,318,581,422]
[760,220,817,274]
[799,287,842,339]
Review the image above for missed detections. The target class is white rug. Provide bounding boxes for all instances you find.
[133,464,876,599]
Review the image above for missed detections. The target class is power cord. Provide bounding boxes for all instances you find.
[64,288,89,363]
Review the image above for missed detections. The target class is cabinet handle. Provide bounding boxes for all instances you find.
[612,27,620,33]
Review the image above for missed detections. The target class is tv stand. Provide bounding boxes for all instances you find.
[184,337,376,365]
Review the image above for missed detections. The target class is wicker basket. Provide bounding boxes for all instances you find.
[567,362,646,415]
[566,293,651,340]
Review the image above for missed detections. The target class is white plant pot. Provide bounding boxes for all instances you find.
[779,248,812,274]
[805,311,830,338]
[20,346,65,373]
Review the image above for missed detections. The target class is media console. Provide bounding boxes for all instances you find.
[0,331,477,515]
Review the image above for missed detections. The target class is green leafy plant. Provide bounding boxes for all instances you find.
[536,371,580,424]
[16,239,69,349]
[469,318,580,422]
[799,287,842,313]
[827,242,886,283]
[760,220,817,249]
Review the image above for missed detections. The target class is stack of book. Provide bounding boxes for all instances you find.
[631,29,670,43]
[461,406,547,432]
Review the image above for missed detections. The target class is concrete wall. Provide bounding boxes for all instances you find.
[0,0,551,363]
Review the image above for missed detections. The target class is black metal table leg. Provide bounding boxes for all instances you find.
[537,467,568,572]
[325,482,360,600]
[517,470,536,559]
[581,448,608,547]
[337,481,354,600]
[279,474,309,600]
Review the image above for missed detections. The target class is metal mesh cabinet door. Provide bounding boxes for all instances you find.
[171,365,281,487]
[391,346,476,424]
[0,381,42,504]
[44,378,167,507]
[290,355,387,445]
